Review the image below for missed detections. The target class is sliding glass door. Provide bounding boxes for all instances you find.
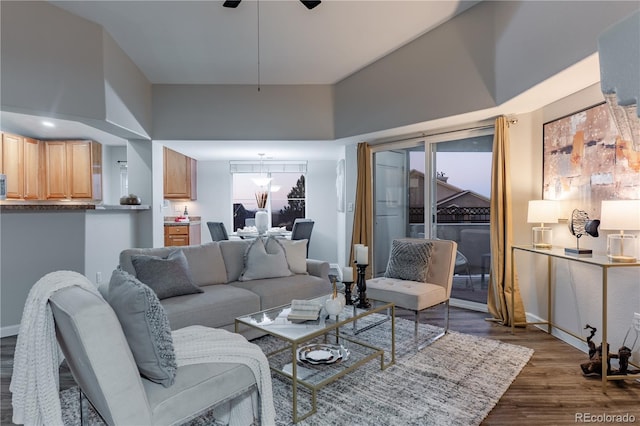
[372,143,425,277]
[371,128,493,310]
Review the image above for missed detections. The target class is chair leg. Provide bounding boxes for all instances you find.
[79,388,86,426]
[416,301,450,351]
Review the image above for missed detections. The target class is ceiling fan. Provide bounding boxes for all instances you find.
[223,1,321,10]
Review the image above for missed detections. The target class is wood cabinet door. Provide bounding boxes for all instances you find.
[164,147,191,199]
[2,133,24,199]
[44,141,68,199]
[67,141,93,199]
[23,138,41,199]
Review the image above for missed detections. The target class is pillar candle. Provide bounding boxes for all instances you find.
[342,266,353,282]
[355,245,369,265]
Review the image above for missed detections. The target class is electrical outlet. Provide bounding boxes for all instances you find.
[96,271,102,284]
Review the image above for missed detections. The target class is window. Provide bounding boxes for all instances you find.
[230,161,307,232]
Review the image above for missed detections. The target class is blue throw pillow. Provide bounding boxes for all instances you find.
[107,268,177,387]
[131,249,203,299]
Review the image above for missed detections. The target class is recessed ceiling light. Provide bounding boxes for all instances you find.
[41,120,55,128]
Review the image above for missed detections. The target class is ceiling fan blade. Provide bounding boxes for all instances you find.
[223,0,241,8]
[300,1,321,10]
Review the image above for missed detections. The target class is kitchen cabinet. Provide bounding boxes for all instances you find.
[164,147,197,200]
[44,140,102,200]
[1,133,41,199]
[164,223,201,247]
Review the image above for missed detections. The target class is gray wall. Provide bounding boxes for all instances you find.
[1,1,152,139]
[1,212,86,334]
[333,1,638,138]
[152,84,335,140]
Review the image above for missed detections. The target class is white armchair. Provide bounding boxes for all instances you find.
[366,238,457,349]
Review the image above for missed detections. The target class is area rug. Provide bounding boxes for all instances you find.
[59,316,533,426]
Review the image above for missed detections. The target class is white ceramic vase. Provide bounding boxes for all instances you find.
[324,297,343,316]
[255,209,268,235]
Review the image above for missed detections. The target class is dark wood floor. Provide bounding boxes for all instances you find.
[2,306,639,425]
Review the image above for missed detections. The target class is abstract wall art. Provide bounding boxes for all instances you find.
[543,102,640,217]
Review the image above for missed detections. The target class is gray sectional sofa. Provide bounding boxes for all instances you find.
[114,239,331,338]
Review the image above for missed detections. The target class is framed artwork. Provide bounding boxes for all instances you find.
[543,102,640,217]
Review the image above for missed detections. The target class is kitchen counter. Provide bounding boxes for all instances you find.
[0,201,150,212]
[164,216,201,225]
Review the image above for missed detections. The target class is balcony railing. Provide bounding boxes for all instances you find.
[409,206,491,223]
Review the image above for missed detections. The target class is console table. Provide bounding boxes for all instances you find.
[511,245,640,392]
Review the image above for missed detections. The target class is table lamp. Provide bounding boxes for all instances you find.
[600,200,640,263]
[527,200,559,249]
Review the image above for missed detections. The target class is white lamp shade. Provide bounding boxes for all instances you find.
[600,200,640,230]
[527,200,559,224]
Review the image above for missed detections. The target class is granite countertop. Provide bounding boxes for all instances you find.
[0,201,150,211]
[164,216,201,225]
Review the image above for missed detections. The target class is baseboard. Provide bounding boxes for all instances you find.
[525,312,588,354]
[450,298,488,313]
[1,324,20,338]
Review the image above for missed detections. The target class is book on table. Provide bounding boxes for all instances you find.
[287,299,322,321]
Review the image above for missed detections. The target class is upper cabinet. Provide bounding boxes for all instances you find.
[44,140,102,200]
[164,147,197,200]
[1,133,42,200]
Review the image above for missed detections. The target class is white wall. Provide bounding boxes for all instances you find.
[192,158,340,263]
[511,84,640,364]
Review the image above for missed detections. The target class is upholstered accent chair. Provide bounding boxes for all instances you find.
[49,286,257,425]
[207,221,229,241]
[366,238,457,349]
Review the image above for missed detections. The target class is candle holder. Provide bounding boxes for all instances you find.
[354,263,370,309]
[343,280,354,305]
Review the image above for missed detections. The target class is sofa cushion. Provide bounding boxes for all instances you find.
[239,238,292,281]
[267,238,308,274]
[384,239,433,282]
[131,250,203,299]
[144,362,256,425]
[161,284,261,330]
[107,269,177,387]
[219,240,252,282]
[120,243,228,286]
[230,274,330,310]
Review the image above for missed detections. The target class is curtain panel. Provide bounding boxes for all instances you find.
[487,116,526,326]
[350,143,373,278]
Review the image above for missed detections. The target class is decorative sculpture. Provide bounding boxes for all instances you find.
[565,209,600,255]
[580,323,640,377]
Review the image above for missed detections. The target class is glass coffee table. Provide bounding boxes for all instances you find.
[235,296,395,423]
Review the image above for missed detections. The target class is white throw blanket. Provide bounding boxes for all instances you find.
[172,326,276,426]
[10,270,275,426]
[10,270,100,426]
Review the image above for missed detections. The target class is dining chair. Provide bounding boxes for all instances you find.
[207,222,229,241]
[291,219,314,256]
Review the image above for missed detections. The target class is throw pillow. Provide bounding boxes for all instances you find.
[384,239,434,282]
[239,237,293,281]
[107,268,177,387]
[131,250,203,299]
[266,238,308,274]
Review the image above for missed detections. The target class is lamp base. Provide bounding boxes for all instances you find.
[532,227,552,250]
[607,255,637,263]
[564,248,592,257]
[533,243,552,250]
[607,234,637,264]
